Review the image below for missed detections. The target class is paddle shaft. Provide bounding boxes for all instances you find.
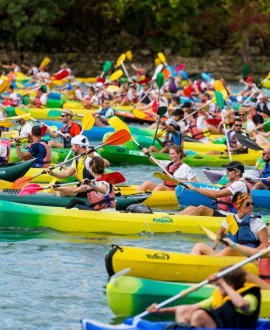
[135,246,270,320]
[120,60,131,81]
[179,101,212,123]
[221,111,232,162]
[256,118,270,131]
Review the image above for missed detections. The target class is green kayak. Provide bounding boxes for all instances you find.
[106,275,270,318]
[0,159,35,181]
[0,190,149,211]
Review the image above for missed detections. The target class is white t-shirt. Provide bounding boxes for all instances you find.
[40,94,48,105]
[29,67,38,75]
[71,152,100,171]
[222,215,266,239]
[0,143,8,157]
[37,72,50,80]
[84,95,99,107]
[227,179,249,195]
[243,119,256,134]
[94,181,116,212]
[19,122,33,138]
[75,89,84,101]
[160,161,196,181]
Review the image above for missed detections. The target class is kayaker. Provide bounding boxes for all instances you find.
[41,109,81,148]
[237,107,256,134]
[191,192,268,256]
[147,266,261,330]
[238,77,257,98]
[0,128,10,165]
[83,86,99,108]
[24,85,50,108]
[148,120,183,153]
[182,107,209,143]
[35,66,50,83]
[15,118,33,138]
[177,161,251,216]
[69,157,116,211]
[135,145,197,192]
[249,147,270,190]
[21,63,39,77]
[1,85,19,107]
[46,135,109,197]
[92,99,115,127]
[73,81,84,101]
[15,126,52,168]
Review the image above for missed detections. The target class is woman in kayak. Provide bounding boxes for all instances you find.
[135,145,197,192]
[190,192,268,256]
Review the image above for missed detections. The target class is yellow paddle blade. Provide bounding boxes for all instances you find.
[156,130,165,138]
[153,172,180,184]
[225,214,239,235]
[126,51,133,61]
[82,112,95,131]
[109,70,123,82]
[0,120,14,128]
[5,113,31,120]
[45,177,57,193]
[213,80,228,101]
[155,58,162,66]
[39,57,50,69]
[116,54,126,68]
[198,224,217,240]
[0,80,11,95]
[108,116,130,133]
[106,85,120,92]
[157,52,166,64]
[132,109,147,119]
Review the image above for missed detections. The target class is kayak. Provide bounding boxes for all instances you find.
[0,159,35,181]
[81,318,270,330]
[0,199,239,235]
[175,182,270,210]
[99,146,262,167]
[106,276,270,318]
[203,169,261,184]
[105,245,259,283]
[0,190,149,211]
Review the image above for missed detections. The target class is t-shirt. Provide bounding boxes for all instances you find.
[227,179,249,196]
[0,143,8,158]
[75,89,84,101]
[60,122,81,137]
[84,95,99,107]
[18,122,33,138]
[29,67,38,75]
[160,161,196,181]
[28,140,48,168]
[242,119,256,135]
[40,94,48,105]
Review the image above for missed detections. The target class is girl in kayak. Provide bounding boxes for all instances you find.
[190,192,268,256]
[135,145,197,192]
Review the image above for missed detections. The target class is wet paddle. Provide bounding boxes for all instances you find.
[100,61,112,78]
[236,132,263,151]
[153,172,188,188]
[0,120,14,128]
[39,57,50,69]
[0,80,11,95]
[157,52,168,67]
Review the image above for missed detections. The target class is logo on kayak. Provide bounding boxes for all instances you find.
[152,216,173,223]
[146,252,170,260]
[0,171,5,174]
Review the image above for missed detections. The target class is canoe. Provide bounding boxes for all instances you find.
[0,159,35,181]
[106,276,270,318]
[81,318,270,330]
[0,190,149,211]
[105,245,259,283]
[175,182,270,210]
[99,145,262,167]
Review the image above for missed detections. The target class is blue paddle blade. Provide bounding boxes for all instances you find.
[167,65,176,77]
[179,70,189,80]
[201,72,211,82]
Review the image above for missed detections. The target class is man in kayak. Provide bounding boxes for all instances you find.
[24,85,50,108]
[15,117,33,138]
[177,161,251,216]
[249,146,270,190]
[1,85,19,107]
[15,126,52,168]
[46,135,109,197]
[147,266,261,330]
[41,109,81,148]
[92,99,115,127]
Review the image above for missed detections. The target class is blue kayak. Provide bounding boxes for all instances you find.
[175,183,270,210]
[81,318,270,330]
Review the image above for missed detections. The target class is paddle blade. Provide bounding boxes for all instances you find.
[98,172,126,185]
[39,57,50,69]
[126,51,132,61]
[82,112,95,131]
[157,106,167,116]
[132,109,147,119]
[0,120,14,128]
[167,65,176,77]
[153,172,179,184]
[179,70,189,80]
[108,116,130,133]
[242,64,250,78]
[103,129,131,146]
[136,77,151,85]
[236,132,263,151]
[225,214,239,235]
[103,61,112,73]
[175,63,185,72]
[162,68,171,81]
[154,58,162,66]
[15,107,31,119]
[106,85,120,92]
[199,225,217,240]
[5,112,31,120]
[0,80,11,94]
[47,110,62,117]
[214,91,224,110]
[18,185,44,196]
[201,72,211,82]
[54,70,69,80]
[40,125,47,136]
[109,70,123,82]
[157,52,166,64]
[152,64,163,80]
[156,72,165,89]
[12,176,33,189]
[116,54,126,68]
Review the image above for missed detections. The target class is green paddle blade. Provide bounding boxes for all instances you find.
[242,64,250,78]
[215,91,224,110]
[157,106,167,116]
[156,72,164,89]
[103,61,112,73]
[47,110,62,117]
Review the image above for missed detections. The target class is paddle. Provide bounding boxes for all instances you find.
[215,90,232,161]
[132,109,148,119]
[236,132,263,151]
[0,80,11,94]
[135,245,270,320]
[39,57,50,69]
[201,72,211,82]
[242,72,270,106]
[100,61,112,78]
[0,121,14,128]
[107,70,123,83]
[5,113,31,120]
[255,118,270,132]
[108,116,176,179]
[12,129,130,189]
[18,172,126,196]
[153,172,188,188]
[175,64,185,72]
[152,64,163,80]
[126,51,132,61]
[152,106,167,145]
[179,70,189,80]
[157,52,168,67]
[242,64,250,79]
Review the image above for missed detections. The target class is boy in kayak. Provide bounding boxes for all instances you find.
[92,99,115,127]
[147,266,261,330]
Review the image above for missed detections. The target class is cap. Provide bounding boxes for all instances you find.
[73,81,81,87]
[223,161,244,173]
[172,109,184,117]
[246,77,254,82]
[71,135,89,147]
[96,82,104,88]
[61,109,73,117]
[181,101,192,109]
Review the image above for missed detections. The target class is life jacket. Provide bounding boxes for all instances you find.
[0,143,10,164]
[165,132,182,148]
[163,162,183,190]
[30,140,51,168]
[217,179,252,212]
[98,107,115,125]
[227,130,248,153]
[152,100,158,113]
[227,214,261,248]
[62,121,82,148]
[209,283,260,330]
[187,119,209,140]
[74,155,94,181]
[260,162,270,187]
[34,95,42,108]
[259,258,270,284]
[87,182,116,210]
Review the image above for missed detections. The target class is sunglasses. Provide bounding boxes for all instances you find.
[227,168,236,172]
[263,153,270,156]
[244,202,254,207]
[61,115,67,117]
[235,124,242,127]
[238,114,246,116]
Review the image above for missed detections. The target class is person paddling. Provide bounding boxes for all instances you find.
[249,147,270,190]
[0,128,10,165]
[135,145,197,192]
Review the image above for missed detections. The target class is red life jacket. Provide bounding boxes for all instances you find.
[217,179,252,212]
[34,96,42,108]
[87,182,116,210]
[188,119,206,140]
[163,162,183,190]
[259,258,270,284]
[30,140,52,168]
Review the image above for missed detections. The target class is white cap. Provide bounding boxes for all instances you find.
[96,82,103,88]
[71,135,89,147]
[73,81,81,87]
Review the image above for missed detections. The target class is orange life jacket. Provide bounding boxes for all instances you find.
[87,182,116,210]
[259,258,270,284]
[188,119,206,140]
[163,162,183,190]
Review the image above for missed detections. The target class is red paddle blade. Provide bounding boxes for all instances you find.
[175,63,185,72]
[54,70,69,80]
[97,172,126,185]
[97,77,106,83]
[18,185,44,196]
[12,176,33,189]
[40,125,47,136]
[103,129,131,146]
[136,77,151,85]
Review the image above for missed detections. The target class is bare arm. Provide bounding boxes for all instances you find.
[46,167,75,179]
[186,184,232,199]
[15,147,33,161]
